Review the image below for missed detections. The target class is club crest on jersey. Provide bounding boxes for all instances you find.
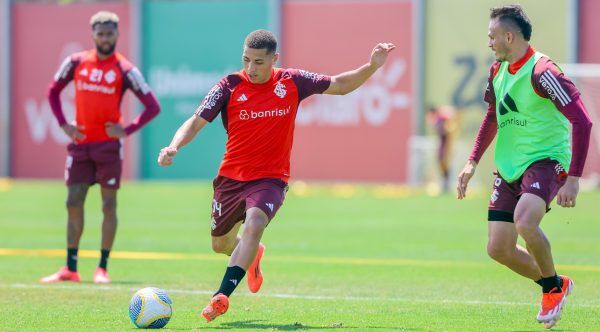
[274,82,286,98]
[104,70,116,84]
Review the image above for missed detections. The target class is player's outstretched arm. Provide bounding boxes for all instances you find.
[158,115,208,167]
[457,159,477,200]
[323,43,395,95]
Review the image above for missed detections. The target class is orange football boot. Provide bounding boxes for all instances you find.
[202,293,229,322]
[537,275,574,329]
[247,243,265,293]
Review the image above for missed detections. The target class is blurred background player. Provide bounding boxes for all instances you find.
[456,4,592,328]
[427,105,457,193]
[158,29,395,322]
[40,11,160,284]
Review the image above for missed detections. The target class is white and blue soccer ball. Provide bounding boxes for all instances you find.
[129,287,173,329]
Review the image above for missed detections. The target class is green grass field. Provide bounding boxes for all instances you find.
[1,180,599,331]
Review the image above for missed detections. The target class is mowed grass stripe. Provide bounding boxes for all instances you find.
[2,248,600,271]
[4,283,600,309]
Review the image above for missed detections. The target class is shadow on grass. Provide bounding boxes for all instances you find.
[216,319,354,330]
[512,329,573,332]
[200,320,423,330]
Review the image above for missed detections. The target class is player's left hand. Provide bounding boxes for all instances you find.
[370,43,396,69]
[105,122,127,138]
[556,176,579,208]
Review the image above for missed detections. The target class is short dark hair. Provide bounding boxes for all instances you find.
[244,29,277,54]
[490,4,532,41]
[90,11,119,30]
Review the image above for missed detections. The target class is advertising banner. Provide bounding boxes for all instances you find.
[283,0,415,181]
[424,0,569,113]
[141,0,270,179]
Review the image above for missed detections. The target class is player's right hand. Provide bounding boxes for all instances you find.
[158,146,178,167]
[61,124,85,141]
[457,159,477,200]
[369,43,396,69]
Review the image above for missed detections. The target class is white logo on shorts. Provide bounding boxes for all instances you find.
[107,178,116,186]
[212,199,222,216]
[531,182,541,189]
[491,189,499,203]
[266,203,274,212]
[65,156,73,180]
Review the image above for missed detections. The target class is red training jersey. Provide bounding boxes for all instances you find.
[196,68,331,182]
[48,49,160,144]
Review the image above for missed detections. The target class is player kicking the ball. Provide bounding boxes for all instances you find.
[158,29,395,322]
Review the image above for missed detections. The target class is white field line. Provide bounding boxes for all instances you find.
[3,283,600,309]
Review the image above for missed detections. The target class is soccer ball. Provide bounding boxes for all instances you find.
[129,287,173,329]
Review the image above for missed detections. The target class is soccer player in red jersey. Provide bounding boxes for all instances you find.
[158,30,395,321]
[41,11,160,284]
[456,5,592,328]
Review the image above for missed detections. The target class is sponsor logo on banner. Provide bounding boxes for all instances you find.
[149,66,234,97]
[296,59,410,127]
[152,66,234,116]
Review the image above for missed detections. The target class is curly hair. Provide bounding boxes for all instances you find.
[90,11,119,29]
[244,30,277,54]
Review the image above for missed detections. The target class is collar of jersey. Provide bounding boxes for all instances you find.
[90,49,118,63]
[507,46,535,75]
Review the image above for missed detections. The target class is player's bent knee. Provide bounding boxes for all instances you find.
[487,244,511,262]
[514,220,536,238]
[211,237,233,254]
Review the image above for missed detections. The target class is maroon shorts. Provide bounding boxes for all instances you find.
[210,176,288,236]
[65,140,122,189]
[488,158,567,222]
